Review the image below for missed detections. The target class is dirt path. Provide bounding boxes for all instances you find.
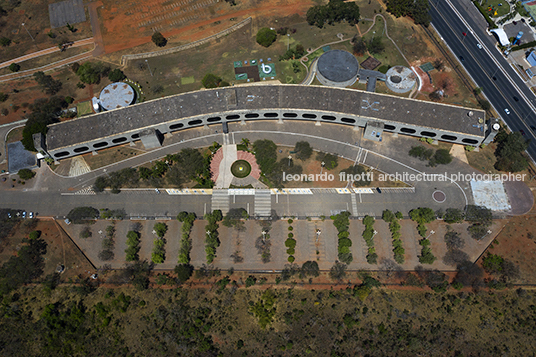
[88,1,105,57]
[0,38,94,69]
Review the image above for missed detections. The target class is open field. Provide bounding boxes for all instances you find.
[0,0,92,62]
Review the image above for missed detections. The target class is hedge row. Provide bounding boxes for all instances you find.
[125,230,140,262]
[362,215,377,264]
[205,210,223,263]
[332,211,352,264]
[382,210,405,264]
[286,219,296,262]
[177,212,197,264]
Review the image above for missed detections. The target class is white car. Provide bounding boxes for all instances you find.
[504,108,510,115]
[477,43,483,49]
[29,212,34,219]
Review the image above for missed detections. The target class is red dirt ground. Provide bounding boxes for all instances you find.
[100,0,314,54]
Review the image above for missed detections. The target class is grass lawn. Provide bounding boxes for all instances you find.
[77,101,93,117]
[484,0,511,18]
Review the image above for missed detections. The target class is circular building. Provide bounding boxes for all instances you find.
[316,50,359,88]
[385,66,417,93]
[99,82,135,111]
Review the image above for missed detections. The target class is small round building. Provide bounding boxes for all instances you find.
[99,82,135,111]
[316,50,359,88]
[385,66,417,93]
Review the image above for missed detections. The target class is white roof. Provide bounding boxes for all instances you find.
[490,28,510,46]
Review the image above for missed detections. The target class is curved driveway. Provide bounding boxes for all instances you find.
[0,121,474,218]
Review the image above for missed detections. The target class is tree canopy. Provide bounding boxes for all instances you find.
[494,131,529,172]
[33,71,62,95]
[306,0,360,28]
[151,32,167,47]
[386,0,431,26]
[256,28,277,47]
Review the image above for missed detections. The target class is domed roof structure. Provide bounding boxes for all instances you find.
[316,50,359,88]
[385,66,417,93]
[99,82,135,111]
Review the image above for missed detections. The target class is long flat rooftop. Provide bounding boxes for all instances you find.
[46,84,485,150]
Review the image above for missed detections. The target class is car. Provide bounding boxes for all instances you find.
[504,108,510,115]
[7,213,11,219]
[530,125,536,131]
[459,56,464,62]
[513,96,519,102]
[22,211,26,218]
[477,43,483,49]
[29,212,34,219]
[64,218,71,225]
[376,187,382,194]
[520,129,526,136]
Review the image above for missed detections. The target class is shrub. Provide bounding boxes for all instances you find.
[245,275,257,287]
[286,248,295,255]
[175,264,194,283]
[108,68,126,82]
[18,169,35,180]
[151,32,167,47]
[285,238,296,248]
[256,28,277,47]
[288,255,295,263]
[9,63,20,72]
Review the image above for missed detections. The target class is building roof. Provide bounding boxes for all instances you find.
[99,82,135,111]
[46,84,485,150]
[317,50,359,83]
[527,51,536,67]
[490,28,510,46]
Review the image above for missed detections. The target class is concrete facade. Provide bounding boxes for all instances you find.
[44,84,489,161]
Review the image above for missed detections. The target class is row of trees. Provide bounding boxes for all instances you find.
[332,211,352,264]
[362,215,378,264]
[177,211,196,265]
[151,222,168,264]
[409,145,453,167]
[204,210,223,263]
[382,210,405,264]
[285,219,296,263]
[386,0,431,26]
[306,0,360,28]
[410,207,437,264]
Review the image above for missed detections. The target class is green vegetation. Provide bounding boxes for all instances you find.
[99,225,116,261]
[222,208,248,230]
[280,44,306,61]
[8,63,20,72]
[253,139,302,187]
[306,0,360,28]
[316,151,338,170]
[205,210,223,263]
[386,0,431,26]
[17,168,35,180]
[125,230,141,262]
[99,208,126,220]
[285,220,296,262]
[465,205,492,240]
[332,211,352,264]
[409,145,452,167]
[177,212,196,264]
[66,206,99,224]
[0,36,11,46]
[362,215,378,264]
[494,130,529,172]
[444,208,464,224]
[151,31,167,47]
[256,28,277,47]
[383,209,405,264]
[76,62,110,85]
[250,289,277,328]
[33,71,62,95]
[230,160,251,178]
[410,207,436,264]
[201,73,229,88]
[108,68,126,82]
[340,164,371,187]
[151,223,167,264]
[174,263,194,283]
[293,141,313,161]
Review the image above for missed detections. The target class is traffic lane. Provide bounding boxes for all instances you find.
[0,190,212,218]
[434,0,536,116]
[431,5,536,147]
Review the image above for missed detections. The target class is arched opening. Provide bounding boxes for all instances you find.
[420,131,437,137]
[112,137,127,144]
[400,128,416,134]
[73,146,89,153]
[93,142,108,148]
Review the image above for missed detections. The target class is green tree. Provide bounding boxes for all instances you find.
[494,132,529,172]
[33,71,62,95]
[256,28,277,47]
[294,141,313,161]
[9,63,20,72]
[108,68,126,82]
[430,149,452,166]
[151,31,167,47]
[329,261,347,281]
[76,62,101,84]
[0,92,7,102]
[175,263,194,283]
[386,0,430,26]
[0,37,11,46]
[368,36,384,54]
[444,208,464,223]
[353,37,367,56]
[153,222,168,238]
[18,168,35,180]
[201,73,228,89]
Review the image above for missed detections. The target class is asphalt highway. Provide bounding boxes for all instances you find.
[429,0,536,161]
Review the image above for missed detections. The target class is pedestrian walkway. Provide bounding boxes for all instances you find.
[211,189,229,213]
[254,189,272,217]
[215,144,237,188]
[68,156,91,177]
